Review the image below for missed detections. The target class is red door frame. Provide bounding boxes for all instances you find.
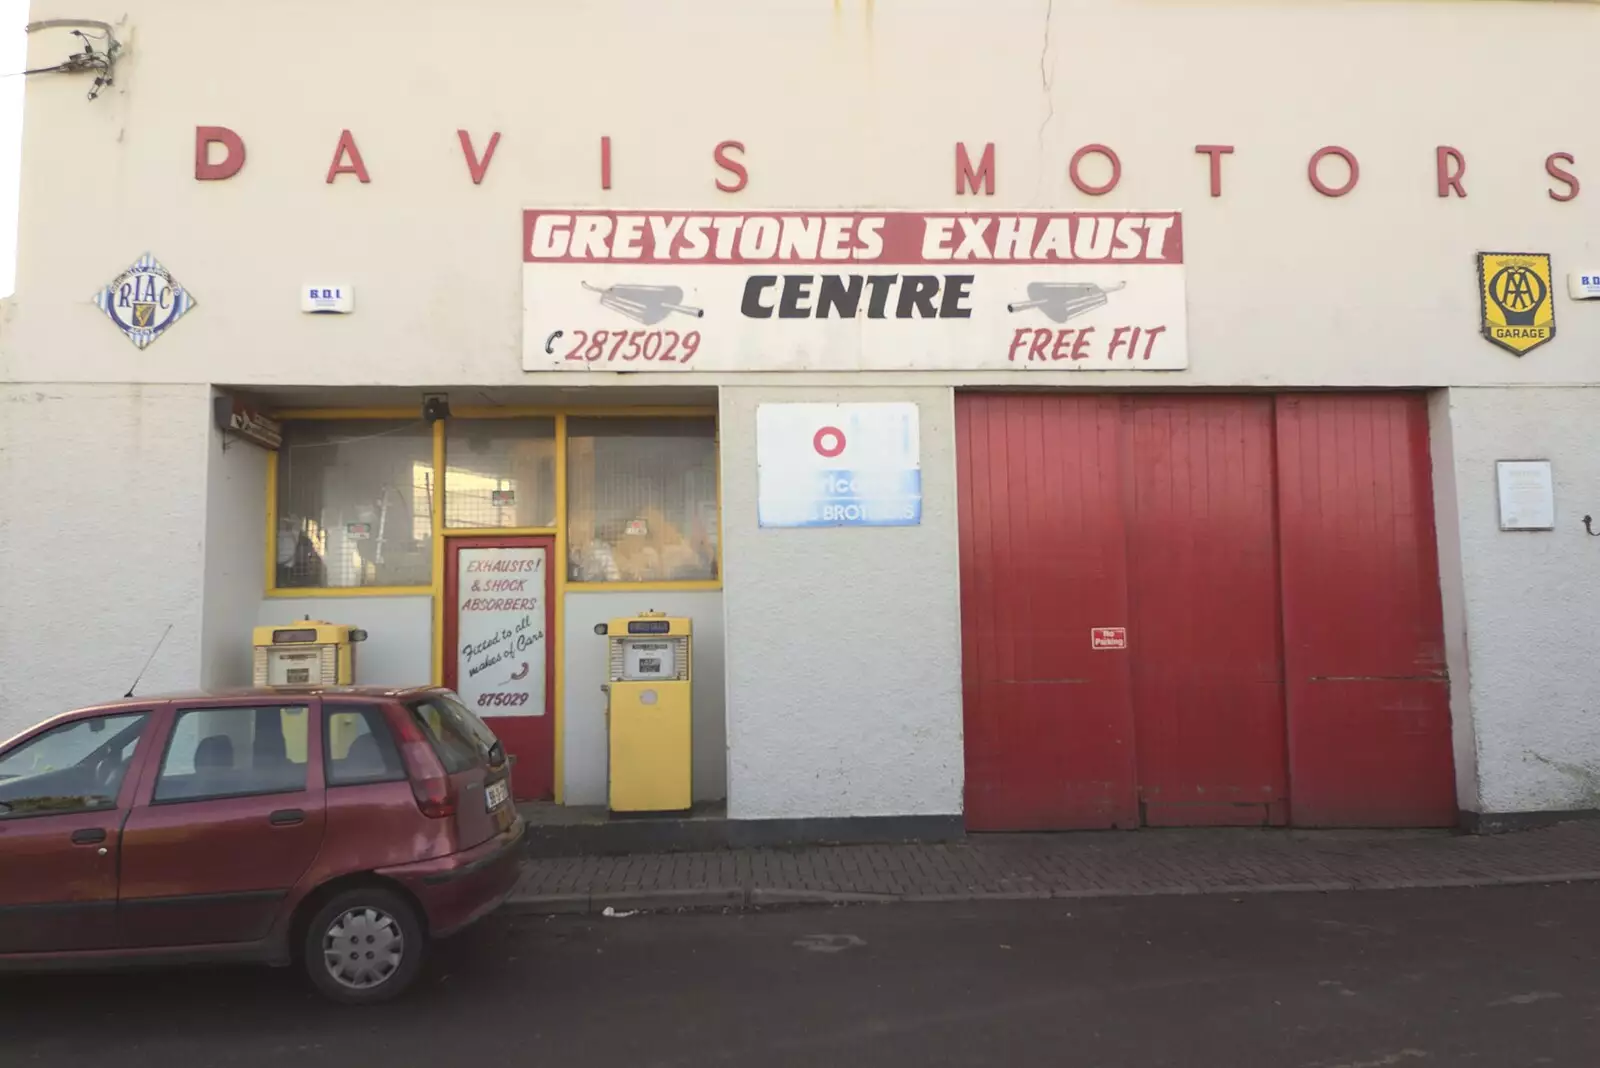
[442,536,557,802]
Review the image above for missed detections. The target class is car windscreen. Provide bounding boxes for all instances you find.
[407,695,502,773]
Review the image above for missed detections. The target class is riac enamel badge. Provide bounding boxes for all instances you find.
[94,253,196,349]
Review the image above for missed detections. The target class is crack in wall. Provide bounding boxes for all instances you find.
[1033,0,1056,203]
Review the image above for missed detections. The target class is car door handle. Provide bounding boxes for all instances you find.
[268,809,305,826]
[71,827,107,845]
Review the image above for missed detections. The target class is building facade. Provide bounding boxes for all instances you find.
[4,0,1600,831]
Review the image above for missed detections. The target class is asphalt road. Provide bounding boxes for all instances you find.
[3,883,1599,1067]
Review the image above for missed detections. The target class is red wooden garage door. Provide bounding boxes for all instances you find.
[957,392,1454,830]
[957,395,1138,830]
[1275,395,1455,827]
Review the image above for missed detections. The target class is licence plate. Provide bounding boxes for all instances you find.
[485,779,510,811]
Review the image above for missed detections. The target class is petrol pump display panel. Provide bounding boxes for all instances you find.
[622,639,676,681]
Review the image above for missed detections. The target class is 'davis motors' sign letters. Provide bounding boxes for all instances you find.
[520,210,1188,372]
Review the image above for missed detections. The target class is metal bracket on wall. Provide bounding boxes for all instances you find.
[23,19,121,100]
[1582,515,1600,537]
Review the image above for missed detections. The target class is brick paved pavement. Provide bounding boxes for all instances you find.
[509,818,1600,914]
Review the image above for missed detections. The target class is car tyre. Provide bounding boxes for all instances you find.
[302,886,426,1005]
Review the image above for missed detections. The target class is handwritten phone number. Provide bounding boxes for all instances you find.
[477,692,531,709]
[562,329,701,364]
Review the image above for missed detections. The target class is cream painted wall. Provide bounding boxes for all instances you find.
[2,0,1598,391]
[8,1,1600,819]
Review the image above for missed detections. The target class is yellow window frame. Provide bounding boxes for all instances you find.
[263,405,723,805]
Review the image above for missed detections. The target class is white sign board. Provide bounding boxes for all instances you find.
[1496,460,1555,531]
[757,402,921,527]
[522,210,1188,373]
[455,546,546,715]
[302,284,354,313]
[1569,272,1600,301]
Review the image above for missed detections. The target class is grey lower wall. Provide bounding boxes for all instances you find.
[252,596,434,688]
[201,397,270,691]
[1446,386,1600,814]
[0,384,212,740]
[1428,388,1479,813]
[562,591,726,806]
[720,385,964,821]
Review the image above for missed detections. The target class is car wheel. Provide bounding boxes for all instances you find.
[303,886,426,1005]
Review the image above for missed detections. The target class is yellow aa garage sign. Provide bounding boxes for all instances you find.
[1478,252,1556,356]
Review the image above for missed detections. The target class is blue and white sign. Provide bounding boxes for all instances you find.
[302,283,355,314]
[92,253,196,349]
[756,402,922,528]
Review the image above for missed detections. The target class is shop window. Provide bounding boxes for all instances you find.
[275,421,434,589]
[445,419,557,529]
[566,417,718,583]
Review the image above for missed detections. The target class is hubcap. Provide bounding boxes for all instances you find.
[322,906,405,990]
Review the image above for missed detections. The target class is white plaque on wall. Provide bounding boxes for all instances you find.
[1496,460,1555,531]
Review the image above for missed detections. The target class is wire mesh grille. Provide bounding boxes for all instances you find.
[566,417,718,583]
[275,420,435,589]
[444,419,557,529]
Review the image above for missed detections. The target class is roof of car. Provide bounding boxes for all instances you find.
[3,685,451,754]
[117,685,442,704]
[51,685,446,719]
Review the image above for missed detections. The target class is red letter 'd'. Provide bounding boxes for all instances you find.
[601,136,612,190]
[1547,152,1579,202]
[458,130,501,185]
[1436,146,1466,198]
[956,142,995,195]
[1308,146,1359,197]
[326,130,370,184]
[195,126,245,181]
[1070,144,1121,196]
[1195,144,1233,198]
[715,140,747,193]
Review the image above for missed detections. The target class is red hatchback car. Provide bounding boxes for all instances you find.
[0,686,525,1004]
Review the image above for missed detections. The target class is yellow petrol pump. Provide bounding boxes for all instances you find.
[253,621,369,763]
[252,620,367,687]
[598,611,692,814]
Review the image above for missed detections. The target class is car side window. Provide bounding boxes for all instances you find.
[325,704,405,787]
[154,705,309,803]
[0,712,150,819]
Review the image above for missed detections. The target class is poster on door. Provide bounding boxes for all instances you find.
[455,546,546,716]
